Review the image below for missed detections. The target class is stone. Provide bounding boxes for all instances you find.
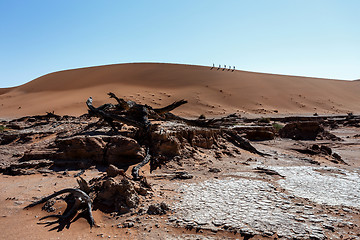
[156,136,181,157]
[209,168,221,173]
[104,136,145,168]
[174,171,193,179]
[123,222,134,228]
[332,153,345,164]
[55,135,106,162]
[106,164,125,177]
[95,177,140,212]
[245,130,275,141]
[320,145,332,155]
[147,202,169,215]
[279,121,323,140]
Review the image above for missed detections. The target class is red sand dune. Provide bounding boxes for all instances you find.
[1,63,360,118]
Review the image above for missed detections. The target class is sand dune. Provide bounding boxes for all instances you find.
[1,63,360,118]
[0,87,14,95]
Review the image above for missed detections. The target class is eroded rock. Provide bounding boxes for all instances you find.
[147,202,169,215]
[55,135,106,162]
[279,121,323,140]
[245,130,275,141]
[106,164,125,177]
[104,136,145,168]
[93,176,140,213]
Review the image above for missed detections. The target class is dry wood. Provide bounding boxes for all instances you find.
[24,188,94,228]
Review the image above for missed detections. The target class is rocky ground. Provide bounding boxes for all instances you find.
[0,113,359,239]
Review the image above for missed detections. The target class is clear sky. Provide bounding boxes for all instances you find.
[0,0,359,88]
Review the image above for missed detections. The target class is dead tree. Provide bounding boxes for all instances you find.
[153,99,188,115]
[86,94,189,180]
[132,148,151,180]
[24,188,94,230]
[86,93,268,178]
[86,97,146,131]
[222,130,268,156]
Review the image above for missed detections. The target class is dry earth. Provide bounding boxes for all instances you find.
[0,112,359,240]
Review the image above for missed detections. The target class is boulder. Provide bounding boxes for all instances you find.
[245,130,275,141]
[151,125,219,157]
[279,121,323,140]
[55,136,106,163]
[147,202,169,215]
[95,177,140,213]
[104,136,145,168]
[106,164,125,177]
[54,135,144,168]
[157,136,180,157]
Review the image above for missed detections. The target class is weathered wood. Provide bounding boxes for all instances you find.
[86,94,267,176]
[162,112,217,128]
[223,130,269,156]
[86,97,145,130]
[153,99,188,115]
[132,147,151,180]
[24,188,94,228]
[108,92,131,110]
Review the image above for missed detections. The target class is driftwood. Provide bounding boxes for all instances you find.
[86,92,268,179]
[24,188,94,230]
[88,93,215,129]
[86,97,146,130]
[86,93,191,179]
[222,130,268,156]
[153,99,188,115]
[132,148,151,180]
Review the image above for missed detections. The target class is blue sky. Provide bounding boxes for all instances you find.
[0,0,359,88]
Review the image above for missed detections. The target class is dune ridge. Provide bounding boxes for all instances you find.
[1,63,360,118]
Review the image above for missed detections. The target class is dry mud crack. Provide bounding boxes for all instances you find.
[171,166,360,239]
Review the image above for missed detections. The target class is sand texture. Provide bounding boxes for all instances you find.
[1,63,360,119]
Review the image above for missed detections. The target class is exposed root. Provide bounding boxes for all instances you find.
[132,147,151,180]
[24,188,94,229]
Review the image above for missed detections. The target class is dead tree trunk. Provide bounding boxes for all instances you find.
[24,188,94,228]
[153,100,188,114]
[132,148,151,180]
[86,93,268,177]
[108,92,131,110]
[223,130,269,156]
[86,97,145,130]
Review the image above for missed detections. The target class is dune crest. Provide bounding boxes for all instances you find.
[1,63,360,118]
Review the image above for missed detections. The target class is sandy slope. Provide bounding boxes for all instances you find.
[1,63,360,118]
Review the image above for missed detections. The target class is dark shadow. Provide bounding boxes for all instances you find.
[37,195,91,232]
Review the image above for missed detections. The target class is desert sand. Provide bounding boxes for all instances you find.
[1,63,360,119]
[1,63,360,240]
